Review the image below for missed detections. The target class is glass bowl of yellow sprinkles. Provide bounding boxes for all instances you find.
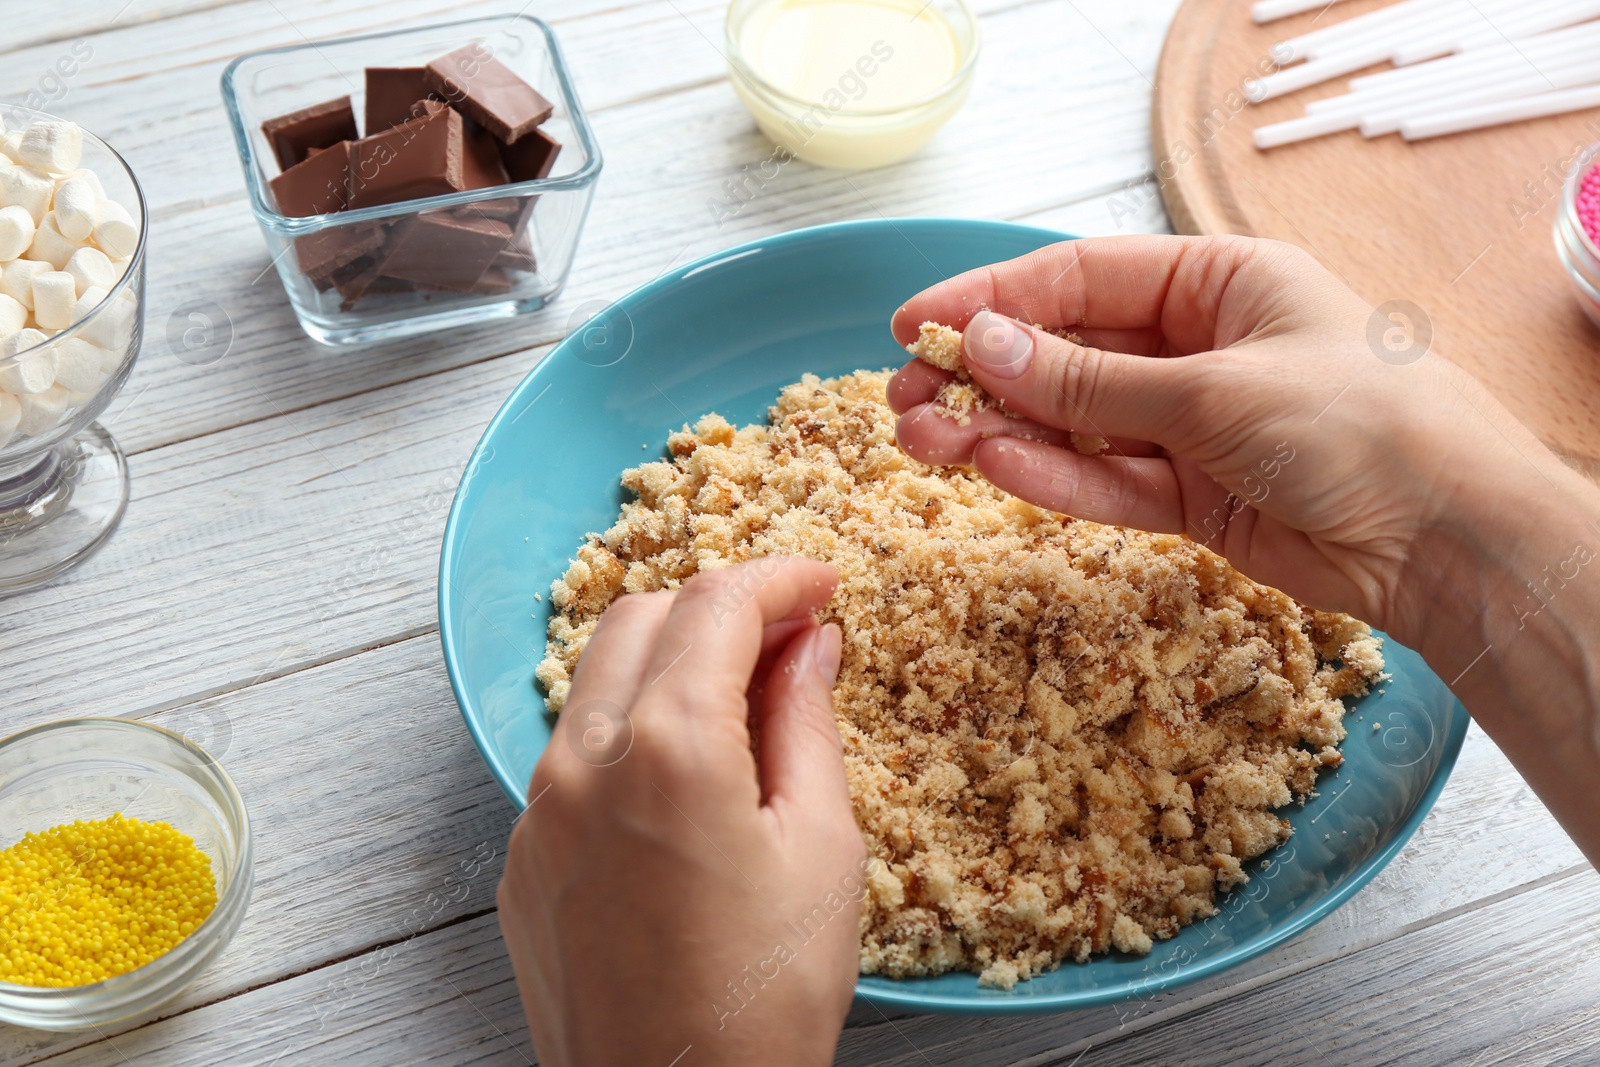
[0,718,252,1030]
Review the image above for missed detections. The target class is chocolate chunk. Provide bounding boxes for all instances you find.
[364,68,440,133]
[348,105,466,209]
[454,198,525,222]
[463,124,510,190]
[294,220,389,286]
[262,96,359,170]
[378,210,512,292]
[499,127,561,183]
[269,140,353,217]
[493,229,536,273]
[424,45,554,144]
[330,255,380,308]
[448,194,535,258]
[366,274,422,295]
[474,266,514,295]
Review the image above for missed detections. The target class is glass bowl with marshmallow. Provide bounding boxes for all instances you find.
[0,105,145,596]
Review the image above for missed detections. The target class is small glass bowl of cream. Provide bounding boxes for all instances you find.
[725,0,979,169]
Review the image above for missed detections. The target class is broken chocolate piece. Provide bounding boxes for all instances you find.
[473,266,514,295]
[269,140,353,217]
[348,105,466,209]
[262,96,359,171]
[331,255,382,311]
[364,68,440,132]
[454,198,525,222]
[294,220,389,287]
[378,210,512,292]
[493,239,536,273]
[365,274,422,295]
[424,44,554,144]
[498,126,560,183]
[463,124,510,191]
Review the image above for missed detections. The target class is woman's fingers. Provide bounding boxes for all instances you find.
[886,358,951,414]
[897,402,1163,467]
[887,328,1171,419]
[754,623,850,812]
[960,311,1207,448]
[890,235,1267,355]
[897,403,1070,465]
[633,557,839,729]
[973,437,1190,533]
[561,590,677,715]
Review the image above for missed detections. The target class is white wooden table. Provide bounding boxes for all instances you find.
[2,2,1596,1064]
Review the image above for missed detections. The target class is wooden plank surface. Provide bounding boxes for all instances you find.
[1153,0,1600,476]
[0,0,1168,457]
[19,796,1593,1067]
[0,635,517,1065]
[3,0,1596,1063]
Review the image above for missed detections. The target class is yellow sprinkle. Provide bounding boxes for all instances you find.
[0,813,217,987]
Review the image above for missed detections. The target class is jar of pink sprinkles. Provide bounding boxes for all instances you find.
[1556,141,1600,328]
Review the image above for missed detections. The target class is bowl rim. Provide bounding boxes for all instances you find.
[439,217,1077,808]
[0,104,149,368]
[0,716,253,1000]
[858,690,1467,1013]
[723,0,982,120]
[219,14,604,236]
[436,215,1471,1013]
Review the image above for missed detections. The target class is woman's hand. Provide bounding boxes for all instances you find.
[498,556,867,1067]
[887,234,1600,867]
[886,234,1562,644]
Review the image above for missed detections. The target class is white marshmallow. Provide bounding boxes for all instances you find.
[0,133,22,165]
[76,285,135,350]
[0,165,54,224]
[0,204,35,260]
[0,260,50,309]
[108,289,138,348]
[16,384,71,437]
[0,391,20,446]
[0,330,55,393]
[27,215,77,270]
[53,176,97,242]
[51,337,107,392]
[59,168,104,200]
[73,286,107,318]
[17,121,83,175]
[92,200,138,259]
[64,247,115,296]
[0,294,24,336]
[32,271,76,330]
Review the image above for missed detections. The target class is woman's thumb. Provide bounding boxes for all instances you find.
[755,623,850,811]
[961,310,1198,446]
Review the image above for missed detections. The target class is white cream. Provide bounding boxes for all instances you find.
[728,0,975,169]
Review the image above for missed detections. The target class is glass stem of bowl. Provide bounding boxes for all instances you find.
[0,443,78,536]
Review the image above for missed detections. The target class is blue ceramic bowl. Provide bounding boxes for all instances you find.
[438,218,1469,1014]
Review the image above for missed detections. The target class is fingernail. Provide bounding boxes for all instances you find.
[813,623,842,682]
[964,310,1032,379]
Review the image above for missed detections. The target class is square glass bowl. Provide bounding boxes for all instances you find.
[221,16,602,347]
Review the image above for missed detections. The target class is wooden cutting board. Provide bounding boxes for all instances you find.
[1153,0,1600,476]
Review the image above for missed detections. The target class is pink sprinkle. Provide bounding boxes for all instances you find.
[1580,161,1600,249]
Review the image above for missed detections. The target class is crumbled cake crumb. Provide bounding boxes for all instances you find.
[909,320,965,372]
[907,321,1106,454]
[536,370,1383,987]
